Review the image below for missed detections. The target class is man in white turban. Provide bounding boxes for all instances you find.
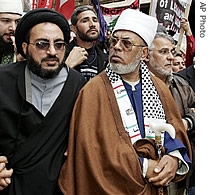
[0,0,23,64]
[58,8,192,195]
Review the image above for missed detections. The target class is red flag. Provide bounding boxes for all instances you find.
[31,0,37,9]
[55,0,74,21]
[37,0,53,8]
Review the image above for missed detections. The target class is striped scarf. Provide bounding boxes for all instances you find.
[106,61,166,144]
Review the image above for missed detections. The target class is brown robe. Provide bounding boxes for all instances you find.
[58,71,192,195]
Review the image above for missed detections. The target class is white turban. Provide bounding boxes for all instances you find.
[0,0,23,15]
[113,9,158,47]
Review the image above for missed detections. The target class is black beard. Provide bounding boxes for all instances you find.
[26,53,64,79]
[76,27,99,42]
[0,36,14,55]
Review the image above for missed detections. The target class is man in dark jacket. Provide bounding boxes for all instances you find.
[65,5,108,81]
[147,32,195,195]
[0,8,86,194]
[178,63,195,92]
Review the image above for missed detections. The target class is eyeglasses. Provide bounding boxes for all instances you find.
[109,37,146,52]
[150,48,177,56]
[28,41,67,51]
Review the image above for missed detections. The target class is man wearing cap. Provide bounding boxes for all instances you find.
[58,9,192,194]
[0,0,23,64]
[0,8,86,194]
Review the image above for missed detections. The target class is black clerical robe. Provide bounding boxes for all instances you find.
[0,61,86,194]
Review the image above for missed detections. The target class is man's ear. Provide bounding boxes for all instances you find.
[71,25,77,35]
[22,42,27,56]
[140,47,149,61]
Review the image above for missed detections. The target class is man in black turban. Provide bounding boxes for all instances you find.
[15,8,70,58]
[0,8,86,194]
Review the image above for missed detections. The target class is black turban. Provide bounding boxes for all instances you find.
[15,8,70,58]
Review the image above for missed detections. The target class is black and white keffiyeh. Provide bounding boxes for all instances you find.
[106,61,165,119]
[106,61,166,143]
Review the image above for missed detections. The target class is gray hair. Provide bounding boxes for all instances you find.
[149,32,175,50]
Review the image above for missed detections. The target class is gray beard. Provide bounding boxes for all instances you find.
[151,62,172,77]
[109,52,141,75]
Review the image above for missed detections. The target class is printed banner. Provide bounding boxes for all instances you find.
[150,0,190,33]
[100,0,140,30]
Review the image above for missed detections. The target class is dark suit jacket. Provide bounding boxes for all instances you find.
[178,65,195,92]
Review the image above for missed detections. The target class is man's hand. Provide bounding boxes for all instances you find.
[180,18,192,36]
[146,155,178,187]
[0,156,13,191]
[65,46,88,68]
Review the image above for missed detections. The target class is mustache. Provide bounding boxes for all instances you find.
[87,27,98,33]
[4,32,15,36]
[41,55,59,62]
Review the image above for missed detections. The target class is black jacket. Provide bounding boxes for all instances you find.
[66,39,108,75]
[0,61,86,194]
[178,65,195,92]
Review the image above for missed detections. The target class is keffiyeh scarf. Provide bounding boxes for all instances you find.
[1,53,14,64]
[106,61,166,144]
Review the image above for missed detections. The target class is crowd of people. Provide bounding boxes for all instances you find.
[0,1,195,195]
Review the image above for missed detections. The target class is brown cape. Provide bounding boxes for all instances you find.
[58,71,192,195]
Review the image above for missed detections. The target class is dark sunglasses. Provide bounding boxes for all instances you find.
[28,41,67,51]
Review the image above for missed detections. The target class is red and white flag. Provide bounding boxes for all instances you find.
[55,0,74,21]
[101,0,140,30]
[37,0,53,8]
